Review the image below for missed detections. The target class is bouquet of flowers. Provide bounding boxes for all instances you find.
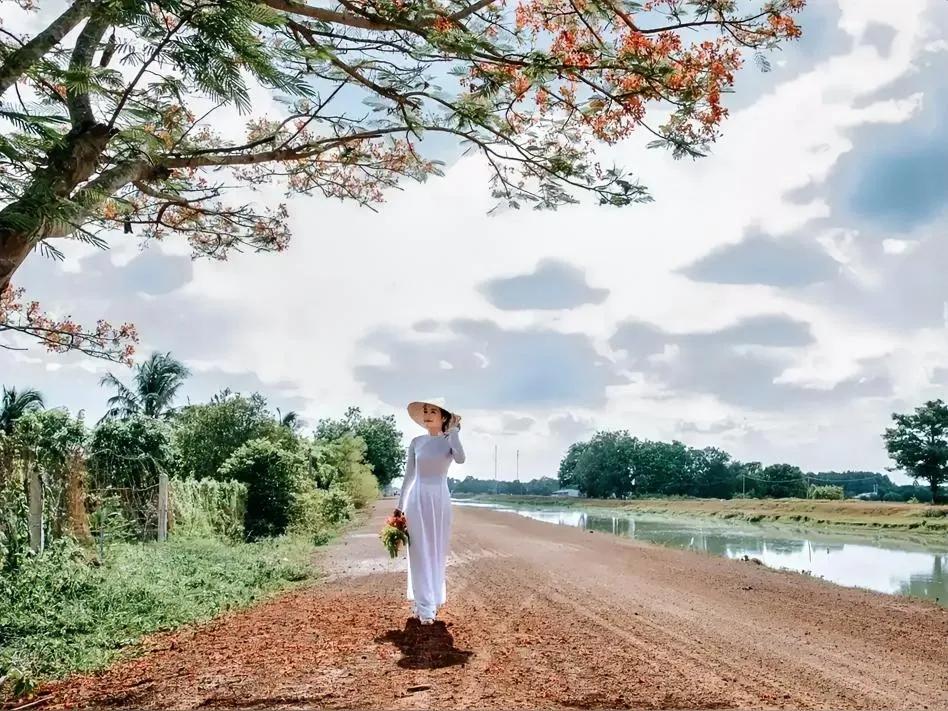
[380,512,410,558]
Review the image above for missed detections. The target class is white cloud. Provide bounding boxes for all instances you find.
[6,1,946,483]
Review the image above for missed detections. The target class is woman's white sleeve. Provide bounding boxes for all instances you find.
[397,439,415,511]
[447,427,466,464]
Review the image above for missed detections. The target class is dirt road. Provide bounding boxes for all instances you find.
[35,503,948,710]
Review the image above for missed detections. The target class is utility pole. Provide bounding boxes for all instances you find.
[516,449,520,481]
[494,444,498,495]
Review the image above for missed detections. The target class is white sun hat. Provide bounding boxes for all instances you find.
[407,398,460,430]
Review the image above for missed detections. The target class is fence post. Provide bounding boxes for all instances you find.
[28,465,44,553]
[157,470,169,542]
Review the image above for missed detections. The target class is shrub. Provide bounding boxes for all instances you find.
[808,484,845,500]
[86,417,175,538]
[87,416,175,491]
[173,392,296,481]
[219,439,303,540]
[319,488,356,525]
[289,487,353,545]
[170,478,247,540]
[306,435,378,508]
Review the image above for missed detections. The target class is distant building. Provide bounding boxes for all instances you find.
[552,488,581,497]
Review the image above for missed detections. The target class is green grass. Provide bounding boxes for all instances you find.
[0,534,321,698]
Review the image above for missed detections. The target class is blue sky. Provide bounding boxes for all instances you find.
[4,0,948,483]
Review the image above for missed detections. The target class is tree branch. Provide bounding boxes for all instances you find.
[0,0,95,98]
[108,14,189,131]
[66,9,110,127]
[449,0,497,22]
[258,0,395,31]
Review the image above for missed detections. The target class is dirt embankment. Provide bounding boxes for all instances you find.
[24,503,948,710]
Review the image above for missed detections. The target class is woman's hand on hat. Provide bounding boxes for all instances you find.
[448,414,462,431]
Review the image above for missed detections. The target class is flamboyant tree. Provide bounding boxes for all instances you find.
[0,0,805,361]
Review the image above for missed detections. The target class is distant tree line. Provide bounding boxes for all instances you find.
[545,399,948,505]
[448,476,561,497]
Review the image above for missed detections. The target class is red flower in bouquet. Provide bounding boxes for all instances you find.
[381,512,410,558]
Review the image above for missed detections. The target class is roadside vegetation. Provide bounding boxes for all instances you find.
[0,356,404,699]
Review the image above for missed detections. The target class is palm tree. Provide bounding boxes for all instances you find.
[277,408,303,432]
[0,387,45,434]
[100,352,190,420]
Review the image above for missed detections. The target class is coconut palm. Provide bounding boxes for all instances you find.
[0,387,45,434]
[277,408,302,432]
[100,352,190,420]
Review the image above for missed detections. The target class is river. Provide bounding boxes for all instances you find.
[454,499,947,606]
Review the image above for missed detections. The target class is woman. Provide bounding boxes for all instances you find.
[394,399,465,624]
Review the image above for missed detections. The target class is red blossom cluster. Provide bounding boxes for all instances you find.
[1,285,138,364]
[286,138,437,205]
[508,0,805,144]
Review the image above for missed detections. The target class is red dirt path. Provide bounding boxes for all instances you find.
[25,503,948,709]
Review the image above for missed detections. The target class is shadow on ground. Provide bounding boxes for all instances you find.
[376,619,474,670]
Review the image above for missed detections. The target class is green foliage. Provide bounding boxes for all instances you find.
[317,488,356,526]
[219,439,303,540]
[555,433,816,501]
[0,387,44,435]
[808,485,845,501]
[0,535,316,698]
[450,476,560,496]
[884,399,948,504]
[316,407,405,487]
[572,431,639,499]
[87,415,174,490]
[86,416,175,536]
[11,409,86,474]
[304,434,378,508]
[634,440,695,496]
[692,448,735,499]
[100,352,190,420]
[289,487,353,545]
[557,441,588,489]
[753,464,808,499]
[0,468,28,574]
[170,478,247,540]
[173,391,292,481]
[809,471,894,498]
[86,494,134,542]
[9,409,87,543]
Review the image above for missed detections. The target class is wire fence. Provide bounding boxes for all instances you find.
[16,447,172,555]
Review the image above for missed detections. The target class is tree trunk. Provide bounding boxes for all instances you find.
[0,122,115,291]
[0,227,33,294]
[157,469,169,542]
[65,452,93,545]
[28,464,44,553]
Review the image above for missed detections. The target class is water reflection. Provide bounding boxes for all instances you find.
[455,501,947,606]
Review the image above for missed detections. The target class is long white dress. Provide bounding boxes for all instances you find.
[396,428,465,620]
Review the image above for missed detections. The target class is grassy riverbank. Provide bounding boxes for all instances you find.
[457,494,948,536]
